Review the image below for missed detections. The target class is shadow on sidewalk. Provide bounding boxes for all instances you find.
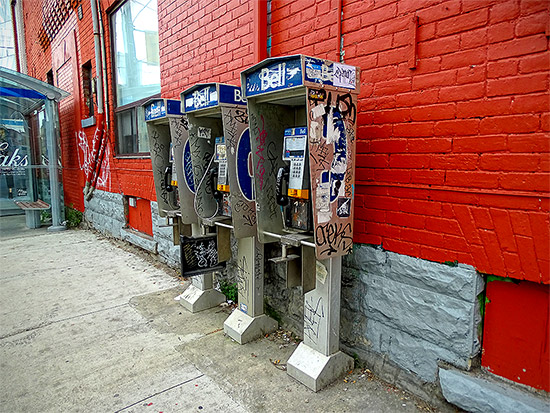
[0,214,50,240]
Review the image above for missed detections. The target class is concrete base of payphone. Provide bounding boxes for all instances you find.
[223,237,278,344]
[179,273,226,313]
[224,310,278,344]
[286,256,353,391]
[287,343,353,392]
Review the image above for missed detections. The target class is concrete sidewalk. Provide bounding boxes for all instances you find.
[0,216,442,412]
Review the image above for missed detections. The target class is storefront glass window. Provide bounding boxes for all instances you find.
[112,0,160,155]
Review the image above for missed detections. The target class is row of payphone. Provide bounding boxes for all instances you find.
[165,125,314,230]
[144,55,361,392]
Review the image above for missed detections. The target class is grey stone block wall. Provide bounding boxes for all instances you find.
[265,242,484,401]
[342,244,484,383]
[120,228,158,254]
[84,189,125,238]
[439,368,550,413]
[84,192,179,268]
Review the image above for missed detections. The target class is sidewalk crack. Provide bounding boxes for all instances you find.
[0,302,129,341]
[114,374,205,412]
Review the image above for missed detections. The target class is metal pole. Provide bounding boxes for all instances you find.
[45,98,65,231]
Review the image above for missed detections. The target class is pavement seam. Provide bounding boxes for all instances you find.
[113,373,205,412]
[0,302,129,340]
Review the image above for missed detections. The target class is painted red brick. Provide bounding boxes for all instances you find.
[384,238,420,257]
[516,236,543,281]
[479,114,541,134]
[483,280,550,391]
[487,34,548,60]
[386,211,426,229]
[418,35,460,58]
[393,122,434,137]
[470,244,491,272]
[395,89,439,106]
[487,20,516,43]
[489,1,520,24]
[446,171,499,189]
[490,209,518,252]
[408,137,452,153]
[460,26,488,49]
[453,135,512,153]
[369,138,408,154]
[389,154,430,169]
[479,229,507,274]
[518,52,550,73]
[412,69,457,90]
[529,213,550,262]
[410,103,456,121]
[456,97,511,119]
[522,0,550,14]
[487,59,518,78]
[509,211,534,237]
[430,154,479,170]
[437,8,489,37]
[425,216,461,235]
[434,119,480,136]
[500,173,550,192]
[515,11,549,37]
[456,64,487,84]
[416,0,461,24]
[480,154,541,172]
[502,251,523,278]
[487,72,548,97]
[439,82,486,103]
[376,15,411,37]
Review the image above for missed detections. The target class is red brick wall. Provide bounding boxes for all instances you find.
[158,0,256,97]
[270,0,339,60]
[482,278,549,391]
[128,197,153,236]
[22,1,52,81]
[336,0,548,283]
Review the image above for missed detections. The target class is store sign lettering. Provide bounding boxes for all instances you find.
[0,142,29,167]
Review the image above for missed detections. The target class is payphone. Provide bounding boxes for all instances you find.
[276,126,312,232]
[144,98,224,312]
[144,98,195,242]
[241,55,360,390]
[212,135,231,216]
[181,82,277,341]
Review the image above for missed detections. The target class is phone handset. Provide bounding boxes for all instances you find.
[163,165,174,192]
[209,167,223,200]
[276,166,290,206]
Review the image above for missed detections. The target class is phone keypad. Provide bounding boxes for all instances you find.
[291,161,303,179]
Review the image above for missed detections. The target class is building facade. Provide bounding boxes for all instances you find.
[16,0,549,407]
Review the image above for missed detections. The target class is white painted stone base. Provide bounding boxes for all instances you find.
[47,225,66,232]
[439,368,550,413]
[223,309,278,344]
[179,284,226,313]
[287,342,353,392]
